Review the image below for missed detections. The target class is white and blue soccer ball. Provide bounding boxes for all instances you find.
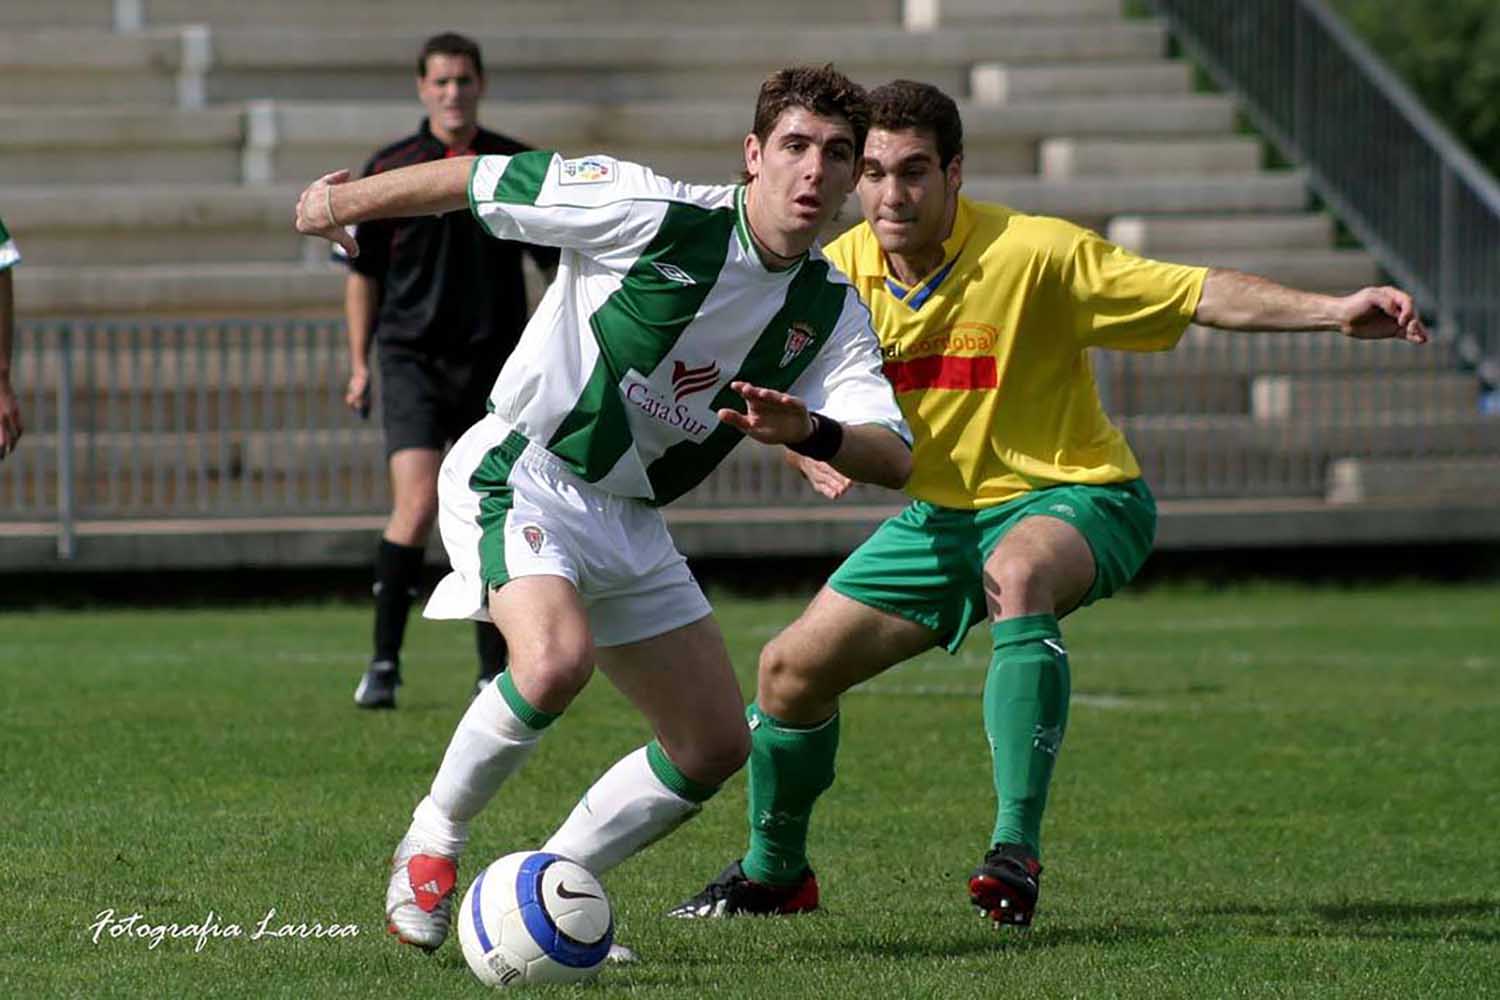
[456,851,614,988]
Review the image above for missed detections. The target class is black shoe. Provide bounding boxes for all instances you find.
[969,843,1042,927]
[354,660,400,709]
[667,860,819,918]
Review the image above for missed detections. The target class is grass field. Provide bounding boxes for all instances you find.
[3,582,1498,998]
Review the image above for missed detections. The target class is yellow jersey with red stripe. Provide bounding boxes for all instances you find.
[823,196,1207,510]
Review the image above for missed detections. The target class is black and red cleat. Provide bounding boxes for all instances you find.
[969,843,1042,927]
[667,860,819,918]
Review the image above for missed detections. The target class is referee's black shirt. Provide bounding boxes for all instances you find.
[345,119,560,359]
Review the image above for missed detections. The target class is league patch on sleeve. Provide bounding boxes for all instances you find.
[558,156,616,186]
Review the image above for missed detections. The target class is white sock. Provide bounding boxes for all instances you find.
[408,681,546,857]
[541,746,702,876]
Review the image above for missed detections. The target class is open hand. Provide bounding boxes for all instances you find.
[717,381,815,445]
[345,368,371,418]
[1339,286,1429,343]
[295,169,360,258]
[788,452,852,499]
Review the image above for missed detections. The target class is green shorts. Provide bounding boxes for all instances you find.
[828,480,1157,653]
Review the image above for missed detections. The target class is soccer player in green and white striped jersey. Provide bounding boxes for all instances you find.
[296,66,913,956]
[0,215,22,459]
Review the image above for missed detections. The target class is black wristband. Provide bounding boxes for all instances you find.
[787,411,844,461]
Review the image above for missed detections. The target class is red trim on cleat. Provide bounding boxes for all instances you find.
[969,874,1034,926]
[780,872,820,914]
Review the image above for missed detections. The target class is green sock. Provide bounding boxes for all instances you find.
[984,614,1070,858]
[741,703,839,886]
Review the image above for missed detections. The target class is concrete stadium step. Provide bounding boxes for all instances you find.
[962,171,1308,230]
[1121,413,1500,499]
[1039,136,1262,177]
[1101,339,1463,417]
[4,185,304,267]
[0,106,245,185]
[0,28,189,106]
[1125,329,1458,373]
[1108,214,1335,253]
[1326,457,1500,504]
[142,0,905,28]
[1167,248,1380,293]
[7,169,1306,291]
[204,23,1168,102]
[0,0,113,29]
[915,0,1124,27]
[0,20,1166,106]
[249,95,1238,185]
[17,263,343,319]
[1252,373,1480,421]
[972,61,1192,103]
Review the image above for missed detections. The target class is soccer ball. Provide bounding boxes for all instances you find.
[456,851,614,988]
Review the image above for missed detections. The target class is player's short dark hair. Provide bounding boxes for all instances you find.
[867,80,964,168]
[418,32,484,79]
[750,65,870,155]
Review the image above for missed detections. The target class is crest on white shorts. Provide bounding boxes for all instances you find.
[522,524,545,554]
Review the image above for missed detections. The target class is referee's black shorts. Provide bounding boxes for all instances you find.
[377,346,502,456]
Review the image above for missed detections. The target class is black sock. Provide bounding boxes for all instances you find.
[372,539,425,666]
[475,622,508,680]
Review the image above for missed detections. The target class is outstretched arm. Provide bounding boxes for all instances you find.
[720,381,911,491]
[1194,268,1428,343]
[295,158,474,257]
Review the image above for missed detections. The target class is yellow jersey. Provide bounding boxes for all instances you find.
[823,196,1207,509]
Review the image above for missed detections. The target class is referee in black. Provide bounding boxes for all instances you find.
[343,33,558,709]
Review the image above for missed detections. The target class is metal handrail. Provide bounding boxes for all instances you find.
[1146,0,1500,384]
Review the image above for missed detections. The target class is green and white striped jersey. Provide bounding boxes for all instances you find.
[468,151,909,506]
[0,216,19,271]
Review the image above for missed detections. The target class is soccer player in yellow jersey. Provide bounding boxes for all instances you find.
[672,80,1428,926]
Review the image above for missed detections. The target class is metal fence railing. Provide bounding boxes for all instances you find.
[1145,0,1500,387]
[3,319,1498,556]
[0,320,900,555]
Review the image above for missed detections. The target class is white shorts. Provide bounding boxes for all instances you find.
[423,414,712,648]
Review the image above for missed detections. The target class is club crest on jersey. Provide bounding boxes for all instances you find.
[558,156,614,185]
[781,322,816,367]
[521,525,544,554]
[671,360,720,402]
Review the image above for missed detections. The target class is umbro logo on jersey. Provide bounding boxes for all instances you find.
[652,261,697,285]
[781,322,816,367]
[671,360,720,401]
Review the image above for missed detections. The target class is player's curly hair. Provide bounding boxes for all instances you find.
[750,64,871,157]
[868,79,964,168]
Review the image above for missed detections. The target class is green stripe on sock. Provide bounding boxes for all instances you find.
[646,741,719,804]
[497,671,559,731]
